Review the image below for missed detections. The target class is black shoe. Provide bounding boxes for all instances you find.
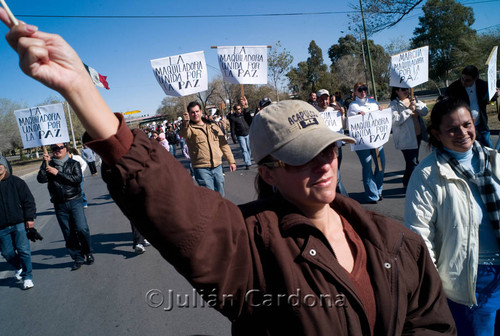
[71,261,83,271]
[245,165,250,170]
[379,194,383,201]
[85,254,95,265]
[368,200,378,204]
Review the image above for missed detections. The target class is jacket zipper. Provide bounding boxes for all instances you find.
[203,124,215,168]
[465,181,478,306]
[441,164,478,306]
[390,233,404,336]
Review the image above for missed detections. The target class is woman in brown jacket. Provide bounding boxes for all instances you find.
[1,11,455,335]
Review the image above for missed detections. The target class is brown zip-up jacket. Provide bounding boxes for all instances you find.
[179,119,235,168]
[87,114,455,335]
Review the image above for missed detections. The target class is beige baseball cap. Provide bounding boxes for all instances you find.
[250,100,354,166]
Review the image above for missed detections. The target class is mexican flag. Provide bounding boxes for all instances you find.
[84,63,110,90]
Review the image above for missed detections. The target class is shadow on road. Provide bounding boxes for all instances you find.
[91,232,139,259]
[36,210,56,217]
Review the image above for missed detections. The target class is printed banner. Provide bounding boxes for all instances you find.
[151,51,208,97]
[217,46,268,84]
[389,46,429,88]
[487,46,498,100]
[348,109,392,151]
[319,110,343,133]
[15,103,70,149]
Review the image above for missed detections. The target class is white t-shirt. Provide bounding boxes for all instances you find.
[465,82,480,125]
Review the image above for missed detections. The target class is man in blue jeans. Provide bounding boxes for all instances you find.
[0,162,36,289]
[180,102,236,196]
[38,143,94,271]
[230,97,253,170]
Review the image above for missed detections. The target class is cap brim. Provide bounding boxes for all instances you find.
[271,128,355,166]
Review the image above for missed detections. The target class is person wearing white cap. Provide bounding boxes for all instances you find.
[1,13,456,335]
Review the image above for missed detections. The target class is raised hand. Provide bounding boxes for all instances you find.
[0,9,90,96]
[0,7,118,141]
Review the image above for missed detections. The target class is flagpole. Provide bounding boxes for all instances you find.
[65,101,77,149]
[0,0,19,25]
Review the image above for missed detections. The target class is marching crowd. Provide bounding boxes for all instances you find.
[3,8,500,335]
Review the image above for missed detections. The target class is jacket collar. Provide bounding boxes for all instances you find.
[268,194,401,254]
[434,144,500,181]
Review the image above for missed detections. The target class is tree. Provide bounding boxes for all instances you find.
[0,98,25,155]
[196,80,218,113]
[268,41,294,102]
[332,55,366,94]
[385,36,411,57]
[349,0,424,33]
[328,34,361,64]
[156,96,188,122]
[287,41,330,100]
[328,35,390,97]
[287,61,310,100]
[306,41,328,93]
[411,0,476,85]
[457,28,500,77]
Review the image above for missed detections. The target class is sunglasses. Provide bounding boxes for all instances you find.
[51,145,65,151]
[357,86,368,93]
[399,88,409,91]
[260,144,338,172]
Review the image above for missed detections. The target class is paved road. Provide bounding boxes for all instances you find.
[1,135,498,335]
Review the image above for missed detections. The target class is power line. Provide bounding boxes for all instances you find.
[16,11,355,20]
[12,0,500,20]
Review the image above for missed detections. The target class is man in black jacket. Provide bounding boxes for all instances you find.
[230,97,253,170]
[0,162,36,289]
[446,65,498,147]
[37,143,94,271]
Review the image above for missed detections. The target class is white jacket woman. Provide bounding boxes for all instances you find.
[405,146,500,305]
[390,96,428,150]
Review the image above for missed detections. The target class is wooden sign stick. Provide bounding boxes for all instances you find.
[0,0,19,25]
[375,148,382,171]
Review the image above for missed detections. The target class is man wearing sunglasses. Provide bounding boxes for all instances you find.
[37,143,94,271]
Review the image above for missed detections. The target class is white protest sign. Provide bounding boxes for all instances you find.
[15,103,70,149]
[390,46,429,88]
[486,46,498,100]
[217,46,268,84]
[151,51,208,97]
[348,108,392,151]
[318,109,343,133]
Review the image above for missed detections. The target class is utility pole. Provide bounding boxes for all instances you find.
[359,0,378,101]
[65,101,77,149]
[359,33,369,87]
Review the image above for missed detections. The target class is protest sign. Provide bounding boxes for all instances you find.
[390,46,429,88]
[318,110,343,133]
[217,46,268,84]
[348,108,392,151]
[15,103,70,149]
[151,51,208,97]
[486,46,498,100]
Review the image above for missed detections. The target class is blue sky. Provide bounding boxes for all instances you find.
[0,0,498,118]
